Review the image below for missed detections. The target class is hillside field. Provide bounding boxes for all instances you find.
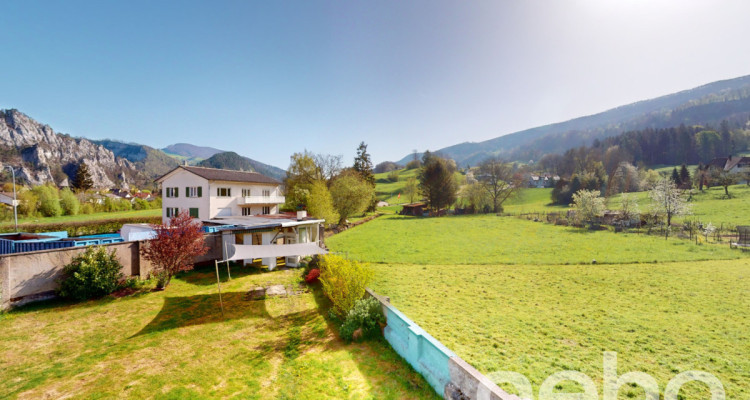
[326,214,741,265]
[327,213,750,398]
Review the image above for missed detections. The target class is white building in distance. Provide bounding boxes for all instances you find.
[156,166,285,223]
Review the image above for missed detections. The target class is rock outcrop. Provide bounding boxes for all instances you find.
[0,109,138,188]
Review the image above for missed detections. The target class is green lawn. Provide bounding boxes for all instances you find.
[0,208,161,227]
[326,214,743,265]
[369,260,750,399]
[503,188,564,214]
[608,184,750,227]
[0,266,437,400]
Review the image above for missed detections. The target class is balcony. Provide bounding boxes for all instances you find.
[240,195,286,205]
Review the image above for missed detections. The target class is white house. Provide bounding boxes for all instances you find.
[156,166,285,223]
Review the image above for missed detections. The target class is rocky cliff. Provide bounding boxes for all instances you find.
[0,109,138,188]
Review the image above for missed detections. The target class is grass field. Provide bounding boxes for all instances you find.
[375,168,420,205]
[608,184,750,227]
[0,208,161,228]
[369,260,750,399]
[327,211,750,398]
[326,214,743,265]
[0,266,437,400]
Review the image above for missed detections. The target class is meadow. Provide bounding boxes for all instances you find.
[0,208,161,227]
[326,214,742,265]
[0,266,436,400]
[369,260,750,398]
[328,207,750,398]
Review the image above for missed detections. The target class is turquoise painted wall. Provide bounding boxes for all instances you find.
[382,301,456,395]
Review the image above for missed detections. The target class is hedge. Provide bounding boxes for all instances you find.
[0,216,162,237]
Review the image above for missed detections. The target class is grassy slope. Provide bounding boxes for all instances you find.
[369,260,750,398]
[502,184,750,227]
[327,211,750,397]
[0,209,161,227]
[326,214,742,265]
[0,266,437,400]
[374,168,419,205]
[608,184,750,226]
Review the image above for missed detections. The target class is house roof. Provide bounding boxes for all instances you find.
[725,156,750,171]
[156,165,281,185]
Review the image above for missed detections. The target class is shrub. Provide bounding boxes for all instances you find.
[339,297,385,342]
[59,188,80,216]
[319,254,374,318]
[305,268,320,283]
[81,203,95,214]
[56,246,124,300]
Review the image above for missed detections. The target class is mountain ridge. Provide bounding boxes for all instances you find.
[396,74,750,166]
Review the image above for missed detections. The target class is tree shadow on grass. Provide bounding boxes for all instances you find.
[130,291,272,337]
[176,262,285,286]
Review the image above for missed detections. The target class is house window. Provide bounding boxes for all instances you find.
[166,207,179,218]
[217,187,231,197]
[262,189,271,197]
[262,206,270,214]
[242,189,252,197]
[165,187,179,198]
[186,187,202,198]
[189,208,199,218]
[241,207,252,216]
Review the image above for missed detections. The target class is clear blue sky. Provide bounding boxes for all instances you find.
[3,0,750,168]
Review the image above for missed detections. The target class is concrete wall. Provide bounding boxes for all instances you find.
[0,234,222,310]
[366,289,525,400]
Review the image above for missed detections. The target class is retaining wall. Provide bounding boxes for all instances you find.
[1,234,222,310]
[366,288,525,400]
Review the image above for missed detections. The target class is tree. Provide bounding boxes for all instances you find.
[314,153,343,183]
[353,142,374,186]
[72,162,94,192]
[418,155,457,213]
[572,190,606,228]
[307,180,339,225]
[694,163,710,191]
[33,184,62,217]
[403,176,419,203]
[284,151,323,210]
[711,169,738,197]
[141,211,209,289]
[670,168,681,186]
[59,187,80,216]
[649,178,691,227]
[679,164,691,189]
[459,182,490,214]
[477,157,523,213]
[330,172,374,225]
[619,193,640,223]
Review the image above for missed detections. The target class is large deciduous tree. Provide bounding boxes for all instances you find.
[418,154,457,213]
[649,177,691,227]
[307,179,339,225]
[141,211,209,289]
[477,157,523,213]
[330,171,374,225]
[572,189,605,229]
[711,168,738,197]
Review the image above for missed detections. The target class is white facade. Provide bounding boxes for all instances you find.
[157,167,284,223]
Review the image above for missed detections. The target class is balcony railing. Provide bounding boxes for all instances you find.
[240,195,286,205]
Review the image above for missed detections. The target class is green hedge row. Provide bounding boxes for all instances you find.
[0,216,162,237]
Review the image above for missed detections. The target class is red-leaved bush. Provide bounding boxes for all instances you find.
[305,268,320,283]
[141,211,209,289]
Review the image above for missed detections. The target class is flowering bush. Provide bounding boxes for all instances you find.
[305,268,320,283]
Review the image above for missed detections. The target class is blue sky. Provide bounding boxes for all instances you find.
[3,1,750,168]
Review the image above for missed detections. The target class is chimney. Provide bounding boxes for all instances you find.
[297,210,307,220]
